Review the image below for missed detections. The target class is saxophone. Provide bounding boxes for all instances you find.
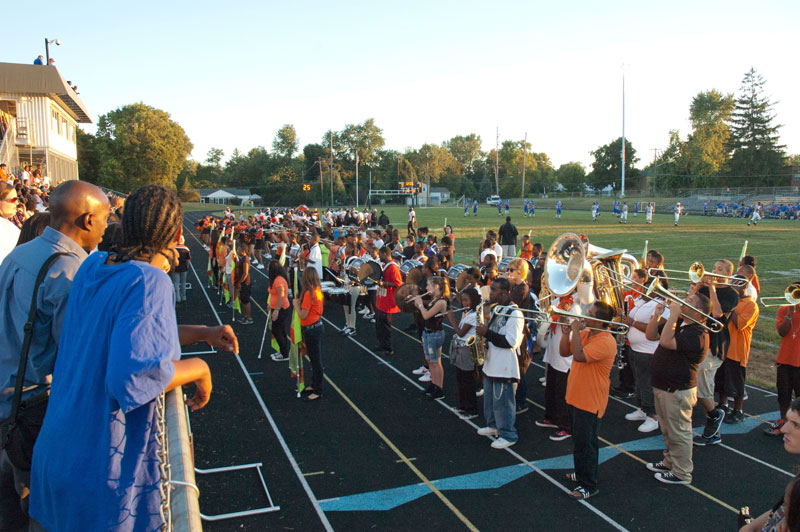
[465,302,487,366]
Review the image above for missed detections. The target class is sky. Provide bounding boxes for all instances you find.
[4,0,798,171]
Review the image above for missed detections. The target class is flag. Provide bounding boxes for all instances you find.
[207,255,213,285]
[740,240,749,262]
[288,268,305,395]
[640,240,648,268]
[231,238,241,314]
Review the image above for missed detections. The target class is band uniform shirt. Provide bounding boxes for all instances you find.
[699,285,739,360]
[726,297,759,367]
[563,329,617,417]
[776,306,800,366]
[269,276,290,310]
[0,226,87,419]
[376,261,402,313]
[650,321,708,392]
[29,252,179,532]
[300,287,324,326]
[543,301,582,373]
[482,304,523,380]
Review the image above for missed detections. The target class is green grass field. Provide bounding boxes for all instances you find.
[184,202,800,387]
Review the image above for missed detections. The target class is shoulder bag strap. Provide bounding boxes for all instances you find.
[8,252,69,421]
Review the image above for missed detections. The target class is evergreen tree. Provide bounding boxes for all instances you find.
[727,68,786,184]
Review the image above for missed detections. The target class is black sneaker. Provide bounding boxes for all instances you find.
[430,386,445,400]
[764,419,785,437]
[693,434,721,446]
[646,460,670,473]
[655,472,690,485]
[424,383,435,396]
[702,408,726,438]
[724,410,745,424]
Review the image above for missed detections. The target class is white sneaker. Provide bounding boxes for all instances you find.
[638,417,659,433]
[418,372,431,382]
[625,408,647,422]
[538,376,546,383]
[477,427,498,437]
[412,366,428,375]
[256,264,264,270]
[476,388,484,397]
[491,437,516,449]
[358,307,370,315]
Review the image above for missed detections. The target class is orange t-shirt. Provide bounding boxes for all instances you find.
[564,329,617,418]
[776,306,800,366]
[300,288,324,326]
[751,273,761,294]
[726,298,759,367]
[520,243,533,260]
[269,276,290,310]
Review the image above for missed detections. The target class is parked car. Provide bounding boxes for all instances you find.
[486,195,501,206]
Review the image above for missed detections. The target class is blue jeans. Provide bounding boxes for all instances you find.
[483,377,518,442]
[422,330,445,363]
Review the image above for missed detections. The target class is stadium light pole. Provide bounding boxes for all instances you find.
[620,64,626,198]
[44,37,60,64]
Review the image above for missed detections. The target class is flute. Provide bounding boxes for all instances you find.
[406,290,431,302]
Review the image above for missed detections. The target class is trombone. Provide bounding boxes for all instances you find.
[492,305,630,336]
[648,262,747,288]
[760,283,800,307]
[645,281,725,332]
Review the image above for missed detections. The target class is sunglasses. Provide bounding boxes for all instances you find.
[1,197,18,204]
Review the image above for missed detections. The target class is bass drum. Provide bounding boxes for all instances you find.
[345,257,365,281]
[399,259,422,276]
[326,287,351,306]
[358,261,382,284]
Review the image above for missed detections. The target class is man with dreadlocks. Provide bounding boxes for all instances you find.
[28,185,239,532]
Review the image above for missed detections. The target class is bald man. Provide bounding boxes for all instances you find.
[0,180,108,530]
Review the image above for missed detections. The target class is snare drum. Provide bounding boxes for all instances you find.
[326,287,351,306]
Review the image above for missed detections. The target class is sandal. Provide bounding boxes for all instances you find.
[570,486,599,500]
[303,393,322,402]
[565,472,578,483]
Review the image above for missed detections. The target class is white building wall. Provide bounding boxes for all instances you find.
[0,93,77,158]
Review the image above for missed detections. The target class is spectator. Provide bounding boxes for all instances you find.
[28,185,238,531]
[16,212,50,246]
[0,181,109,530]
[47,58,55,66]
[172,235,191,303]
[0,182,20,264]
[498,216,518,258]
[33,56,44,65]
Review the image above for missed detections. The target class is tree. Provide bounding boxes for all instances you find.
[272,124,298,159]
[587,137,639,192]
[406,144,461,184]
[526,152,557,193]
[556,162,586,192]
[443,134,483,174]
[649,130,691,191]
[727,68,786,184]
[95,103,193,191]
[478,176,493,199]
[338,118,386,166]
[685,90,734,177]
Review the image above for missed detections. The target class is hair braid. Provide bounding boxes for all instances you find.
[118,185,183,261]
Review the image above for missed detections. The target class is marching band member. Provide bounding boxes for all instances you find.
[646,293,711,485]
[766,297,800,436]
[294,268,325,401]
[475,278,524,449]
[413,276,449,399]
[560,301,618,500]
[342,247,362,336]
[506,258,532,414]
[268,260,291,361]
[375,246,402,355]
[448,289,482,420]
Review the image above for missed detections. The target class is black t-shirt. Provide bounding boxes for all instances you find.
[498,222,518,245]
[651,321,708,391]
[699,285,739,359]
[175,246,191,273]
[402,245,415,261]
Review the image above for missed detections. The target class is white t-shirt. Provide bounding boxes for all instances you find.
[308,243,323,280]
[627,297,670,354]
[542,300,581,373]
[493,243,503,260]
[456,310,478,342]
[745,282,757,300]
[0,217,20,266]
[480,249,497,263]
[408,210,415,222]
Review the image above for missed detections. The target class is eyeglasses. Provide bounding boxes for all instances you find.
[1,197,18,204]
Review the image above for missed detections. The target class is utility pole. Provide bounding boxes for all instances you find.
[521,132,527,199]
[494,127,500,196]
[368,167,372,209]
[330,132,334,207]
[621,66,626,198]
[318,157,324,206]
[355,151,359,209]
[426,163,430,207]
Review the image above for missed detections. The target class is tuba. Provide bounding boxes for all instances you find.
[465,303,487,366]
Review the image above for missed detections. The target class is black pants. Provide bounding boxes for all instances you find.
[272,307,291,357]
[305,323,325,392]
[618,345,635,392]
[777,364,800,413]
[544,365,571,430]
[375,309,393,351]
[571,406,600,490]
[456,368,478,414]
[0,449,29,532]
[515,369,528,405]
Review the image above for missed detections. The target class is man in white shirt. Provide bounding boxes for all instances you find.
[475,278,524,449]
[306,233,323,282]
[620,202,628,224]
[620,270,670,433]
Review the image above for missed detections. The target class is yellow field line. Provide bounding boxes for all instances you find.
[324,375,480,532]
[525,399,738,514]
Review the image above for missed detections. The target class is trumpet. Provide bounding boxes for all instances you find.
[760,283,800,307]
[406,290,431,302]
[492,305,629,336]
[645,280,725,332]
[649,262,747,288]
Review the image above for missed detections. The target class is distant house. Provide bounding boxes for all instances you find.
[0,62,92,185]
[197,187,262,205]
[429,187,451,205]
